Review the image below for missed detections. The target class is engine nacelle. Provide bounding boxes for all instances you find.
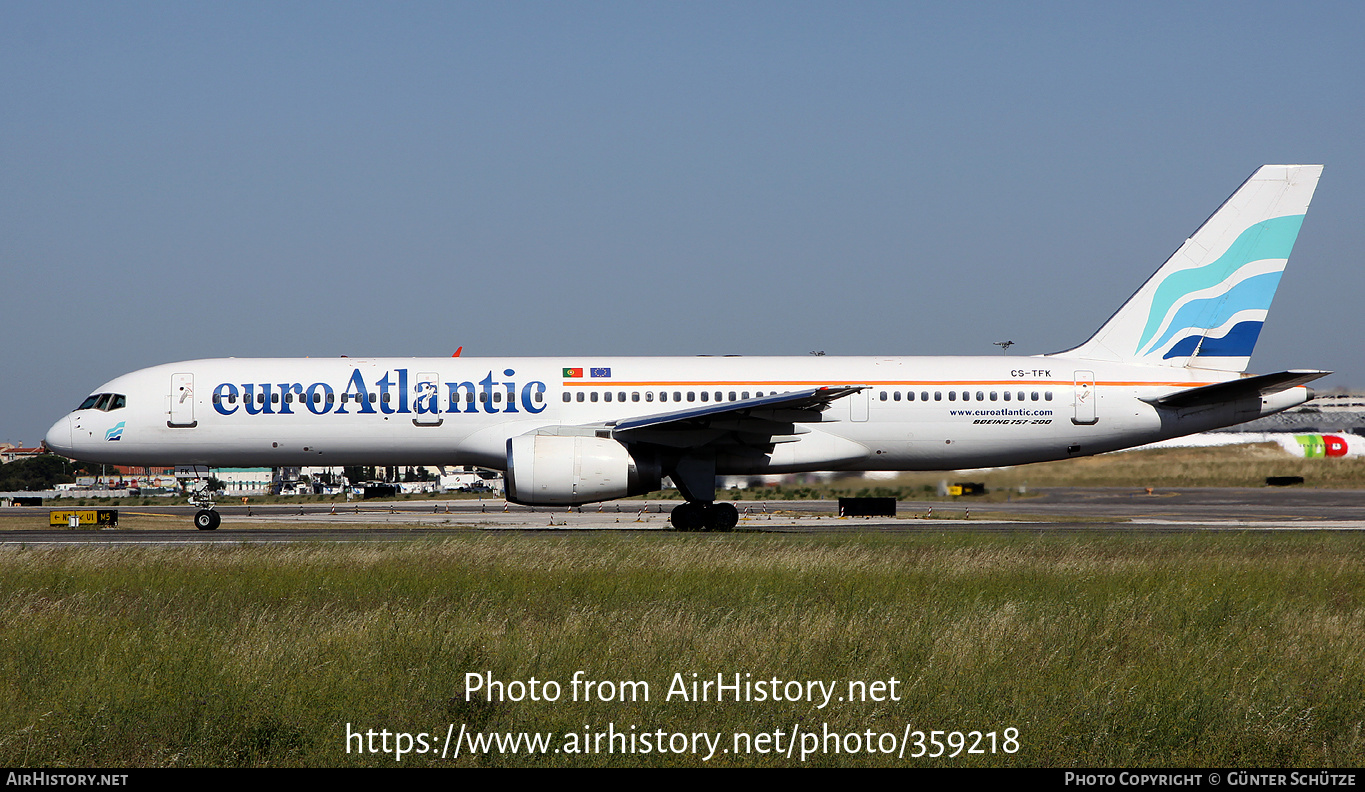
[504,434,661,506]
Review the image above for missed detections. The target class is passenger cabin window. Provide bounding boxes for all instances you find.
[563,392,571,403]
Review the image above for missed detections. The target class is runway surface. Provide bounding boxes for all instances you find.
[3,487,1364,544]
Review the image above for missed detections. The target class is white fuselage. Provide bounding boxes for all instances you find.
[43,355,1310,474]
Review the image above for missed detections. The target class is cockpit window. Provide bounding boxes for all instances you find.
[76,393,127,411]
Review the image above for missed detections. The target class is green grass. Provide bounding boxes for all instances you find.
[1,532,1362,767]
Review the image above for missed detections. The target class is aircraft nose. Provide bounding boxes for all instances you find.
[44,414,74,457]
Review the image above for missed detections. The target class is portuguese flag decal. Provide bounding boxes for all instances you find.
[563,368,583,378]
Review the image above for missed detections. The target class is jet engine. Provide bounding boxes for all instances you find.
[504,434,661,506]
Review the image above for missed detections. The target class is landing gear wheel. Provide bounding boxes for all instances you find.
[670,502,704,532]
[194,509,220,531]
[704,502,739,532]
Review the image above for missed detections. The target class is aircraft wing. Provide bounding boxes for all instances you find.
[1145,370,1330,410]
[601,385,867,449]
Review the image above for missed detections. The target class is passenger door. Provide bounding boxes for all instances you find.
[169,373,196,427]
[1072,371,1097,425]
[413,371,443,426]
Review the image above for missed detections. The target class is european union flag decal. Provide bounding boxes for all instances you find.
[590,367,611,378]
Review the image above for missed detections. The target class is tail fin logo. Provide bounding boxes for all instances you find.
[1055,165,1321,373]
[1135,214,1305,361]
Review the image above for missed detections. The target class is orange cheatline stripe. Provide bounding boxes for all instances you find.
[561,380,1220,388]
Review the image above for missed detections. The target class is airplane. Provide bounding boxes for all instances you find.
[43,164,1328,531]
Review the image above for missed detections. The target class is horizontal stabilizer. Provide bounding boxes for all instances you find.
[1145,370,1329,409]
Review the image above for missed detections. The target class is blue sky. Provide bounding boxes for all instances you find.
[3,1,1362,445]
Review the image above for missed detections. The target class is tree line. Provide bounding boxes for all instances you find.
[0,455,99,491]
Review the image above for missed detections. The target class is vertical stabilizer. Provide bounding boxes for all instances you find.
[1057,165,1322,371]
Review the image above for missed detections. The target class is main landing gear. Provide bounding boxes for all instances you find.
[194,509,221,530]
[670,501,739,532]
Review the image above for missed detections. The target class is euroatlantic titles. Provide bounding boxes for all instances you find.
[210,368,548,417]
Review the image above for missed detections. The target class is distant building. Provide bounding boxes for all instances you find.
[175,467,274,495]
[0,444,45,464]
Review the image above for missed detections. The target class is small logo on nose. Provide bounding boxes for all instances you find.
[105,422,125,441]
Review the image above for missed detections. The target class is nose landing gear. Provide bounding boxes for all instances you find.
[187,468,221,530]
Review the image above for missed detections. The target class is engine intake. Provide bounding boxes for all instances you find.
[505,434,661,505]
